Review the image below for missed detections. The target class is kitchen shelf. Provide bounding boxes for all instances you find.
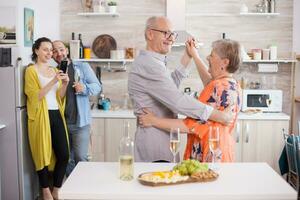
[77,12,120,17]
[172,42,204,48]
[186,13,280,17]
[242,59,296,63]
[239,12,280,16]
[186,13,237,17]
[73,58,133,71]
[73,58,133,62]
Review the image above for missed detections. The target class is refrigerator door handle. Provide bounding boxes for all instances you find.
[15,57,26,108]
[0,124,6,131]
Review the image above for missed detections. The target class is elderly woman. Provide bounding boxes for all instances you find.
[25,37,69,200]
[139,39,241,162]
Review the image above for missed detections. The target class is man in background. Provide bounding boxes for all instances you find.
[52,41,101,176]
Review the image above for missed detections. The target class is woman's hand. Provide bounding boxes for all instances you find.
[138,108,157,127]
[185,38,200,59]
[56,70,69,85]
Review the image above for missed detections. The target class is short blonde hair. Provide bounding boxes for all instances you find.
[212,39,241,73]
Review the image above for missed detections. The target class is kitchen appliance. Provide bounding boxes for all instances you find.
[241,89,283,113]
[0,32,16,44]
[0,48,12,67]
[0,47,39,200]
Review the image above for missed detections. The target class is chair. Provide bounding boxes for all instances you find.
[283,129,300,192]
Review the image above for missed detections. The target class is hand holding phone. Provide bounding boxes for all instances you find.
[59,60,68,73]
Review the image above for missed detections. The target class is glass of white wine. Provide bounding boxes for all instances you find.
[266,99,272,107]
[209,126,220,168]
[170,127,180,163]
[74,68,81,94]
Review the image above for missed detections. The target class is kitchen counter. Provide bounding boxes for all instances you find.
[91,109,136,118]
[59,162,296,200]
[91,109,290,120]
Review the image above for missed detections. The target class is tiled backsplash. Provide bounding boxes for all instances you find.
[61,0,293,114]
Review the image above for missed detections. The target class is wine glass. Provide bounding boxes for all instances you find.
[266,99,272,107]
[170,128,180,163]
[209,126,220,169]
[74,68,81,94]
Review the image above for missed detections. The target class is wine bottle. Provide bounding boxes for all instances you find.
[119,121,134,181]
[222,33,226,39]
[78,33,84,59]
[71,32,75,40]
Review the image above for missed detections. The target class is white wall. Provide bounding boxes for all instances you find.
[19,0,60,64]
[293,0,300,53]
[0,0,60,65]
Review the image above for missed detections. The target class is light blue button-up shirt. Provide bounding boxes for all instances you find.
[73,61,101,127]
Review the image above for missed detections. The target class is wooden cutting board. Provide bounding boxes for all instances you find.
[92,34,117,58]
[138,170,218,187]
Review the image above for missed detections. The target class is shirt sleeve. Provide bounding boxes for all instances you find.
[143,63,213,121]
[79,62,102,96]
[171,64,189,87]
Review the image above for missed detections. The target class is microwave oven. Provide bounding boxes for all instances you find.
[241,89,283,113]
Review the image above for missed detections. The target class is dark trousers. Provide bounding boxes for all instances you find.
[37,110,69,188]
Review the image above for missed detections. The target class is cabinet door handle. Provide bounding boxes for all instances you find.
[245,123,250,143]
[235,122,240,143]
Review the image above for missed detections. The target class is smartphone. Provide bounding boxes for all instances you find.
[59,60,68,73]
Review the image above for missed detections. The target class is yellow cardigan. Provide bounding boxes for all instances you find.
[24,65,69,171]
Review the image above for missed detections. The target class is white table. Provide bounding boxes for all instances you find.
[59,162,297,200]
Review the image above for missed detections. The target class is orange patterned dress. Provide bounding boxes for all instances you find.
[183,77,241,162]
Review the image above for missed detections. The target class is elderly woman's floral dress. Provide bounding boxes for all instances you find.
[183,77,241,162]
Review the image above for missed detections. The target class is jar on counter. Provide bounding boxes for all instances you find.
[84,47,91,59]
[252,49,262,60]
[262,49,270,60]
[270,45,277,60]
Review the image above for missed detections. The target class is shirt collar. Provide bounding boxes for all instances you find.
[140,50,167,66]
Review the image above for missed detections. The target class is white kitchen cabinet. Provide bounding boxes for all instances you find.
[104,118,136,162]
[234,119,288,173]
[90,118,105,161]
[90,118,136,162]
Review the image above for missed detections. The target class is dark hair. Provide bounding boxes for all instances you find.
[31,37,52,62]
[212,39,241,73]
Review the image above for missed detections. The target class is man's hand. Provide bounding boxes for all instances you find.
[73,82,84,93]
[209,107,234,126]
[222,106,234,125]
[138,108,157,127]
[185,38,200,59]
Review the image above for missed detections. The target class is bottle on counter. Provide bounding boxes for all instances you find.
[97,93,105,109]
[270,0,276,13]
[119,121,134,181]
[222,33,226,39]
[270,44,277,60]
[78,33,84,59]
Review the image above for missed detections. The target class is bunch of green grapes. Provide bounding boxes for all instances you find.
[173,159,209,176]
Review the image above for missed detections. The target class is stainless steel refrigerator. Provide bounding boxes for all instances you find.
[0,47,39,200]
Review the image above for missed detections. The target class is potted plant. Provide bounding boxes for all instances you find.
[107,1,117,13]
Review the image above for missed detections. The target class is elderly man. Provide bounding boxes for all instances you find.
[52,41,101,176]
[128,16,231,162]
